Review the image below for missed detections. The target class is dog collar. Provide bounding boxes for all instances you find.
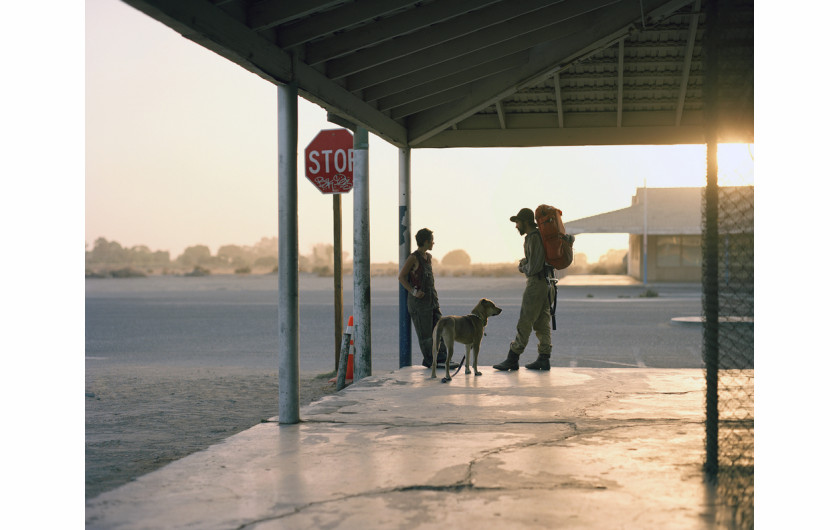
[469,312,488,328]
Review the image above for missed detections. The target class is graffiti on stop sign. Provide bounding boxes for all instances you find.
[313,173,352,193]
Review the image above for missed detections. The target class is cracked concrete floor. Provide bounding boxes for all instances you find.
[85,367,720,529]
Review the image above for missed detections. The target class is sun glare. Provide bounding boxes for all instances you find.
[717,143,755,186]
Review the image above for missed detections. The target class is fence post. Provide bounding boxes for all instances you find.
[702,0,720,477]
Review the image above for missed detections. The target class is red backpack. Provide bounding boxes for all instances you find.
[535,204,574,270]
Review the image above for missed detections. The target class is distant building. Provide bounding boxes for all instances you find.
[565,186,754,283]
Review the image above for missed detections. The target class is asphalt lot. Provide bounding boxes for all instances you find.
[85,274,705,372]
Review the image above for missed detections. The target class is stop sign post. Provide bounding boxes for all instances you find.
[305,128,354,194]
[305,128,355,373]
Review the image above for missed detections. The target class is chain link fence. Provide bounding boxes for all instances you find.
[704,183,754,529]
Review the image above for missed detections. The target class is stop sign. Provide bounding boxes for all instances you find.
[305,129,354,194]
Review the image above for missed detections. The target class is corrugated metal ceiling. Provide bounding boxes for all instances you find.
[120,0,753,148]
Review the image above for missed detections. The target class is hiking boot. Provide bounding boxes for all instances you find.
[493,350,520,371]
[525,354,551,371]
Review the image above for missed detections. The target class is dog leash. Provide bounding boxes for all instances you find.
[442,355,467,383]
[451,355,466,376]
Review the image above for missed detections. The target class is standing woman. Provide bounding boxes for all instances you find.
[398,228,447,368]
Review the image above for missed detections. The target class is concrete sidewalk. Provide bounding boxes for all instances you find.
[86,367,719,529]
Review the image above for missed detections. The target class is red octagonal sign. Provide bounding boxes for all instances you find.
[305,128,354,194]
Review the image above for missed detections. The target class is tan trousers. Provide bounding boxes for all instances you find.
[510,275,553,356]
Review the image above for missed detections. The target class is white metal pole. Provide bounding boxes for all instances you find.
[643,181,648,285]
[353,128,372,379]
[277,82,300,424]
[398,147,411,367]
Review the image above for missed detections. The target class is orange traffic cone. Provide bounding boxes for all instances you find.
[329,315,354,385]
[345,315,354,382]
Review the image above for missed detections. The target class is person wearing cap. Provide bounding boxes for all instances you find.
[398,228,449,368]
[492,208,554,371]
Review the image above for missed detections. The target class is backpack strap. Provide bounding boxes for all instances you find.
[545,268,558,331]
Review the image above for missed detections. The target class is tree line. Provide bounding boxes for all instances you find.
[86,237,627,277]
[85,237,476,275]
[86,237,277,271]
[85,237,348,275]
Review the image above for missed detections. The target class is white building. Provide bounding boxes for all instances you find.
[565,186,753,283]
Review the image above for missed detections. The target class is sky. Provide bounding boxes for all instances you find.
[83,0,756,265]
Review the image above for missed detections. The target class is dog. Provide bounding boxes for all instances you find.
[431,298,502,382]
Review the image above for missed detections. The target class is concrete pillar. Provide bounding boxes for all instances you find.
[277,82,300,424]
[398,147,412,367]
[353,128,372,379]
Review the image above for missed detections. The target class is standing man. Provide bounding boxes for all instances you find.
[493,208,554,371]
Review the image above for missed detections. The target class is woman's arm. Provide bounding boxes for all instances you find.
[398,254,419,295]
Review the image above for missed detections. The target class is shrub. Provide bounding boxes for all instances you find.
[185,266,211,277]
[85,269,108,279]
[442,249,471,267]
[313,265,332,277]
[109,267,146,278]
[254,256,279,269]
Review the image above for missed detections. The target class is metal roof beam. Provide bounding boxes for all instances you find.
[414,125,706,148]
[345,0,623,93]
[325,0,572,81]
[305,0,502,65]
[248,0,345,31]
[406,2,646,146]
[407,0,688,146]
[275,0,419,50]
[123,0,294,84]
[617,38,624,127]
[554,73,564,127]
[389,88,467,121]
[675,0,701,126]
[495,102,507,129]
[387,65,525,120]
[123,0,407,146]
[373,52,528,110]
[294,58,407,146]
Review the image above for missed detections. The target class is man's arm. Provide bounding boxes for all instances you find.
[523,231,547,277]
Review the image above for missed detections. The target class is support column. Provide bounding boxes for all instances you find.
[398,147,412,367]
[277,82,300,424]
[333,195,343,372]
[643,182,648,285]
[702,0,720,477]
[353,128,372,380]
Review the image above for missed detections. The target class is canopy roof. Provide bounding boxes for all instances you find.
[565,187,701,235]
[121,0,753,149]
[564,186,754,235]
